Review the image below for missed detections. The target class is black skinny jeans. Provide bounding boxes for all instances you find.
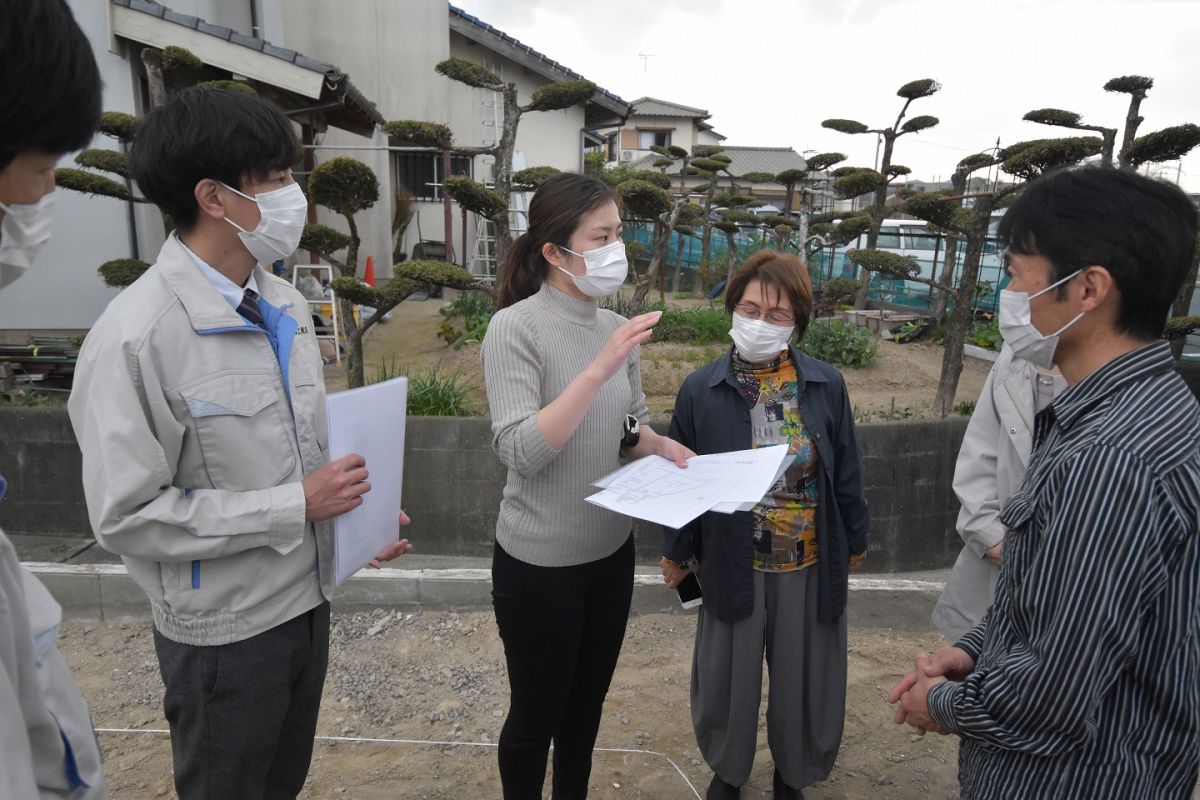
[492,534,635,800]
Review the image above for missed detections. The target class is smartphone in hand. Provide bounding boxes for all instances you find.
[677,571,702,609]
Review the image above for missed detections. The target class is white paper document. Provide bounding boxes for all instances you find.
[710,455,793,514]
[586,445,789,529]
[326,377,408,585]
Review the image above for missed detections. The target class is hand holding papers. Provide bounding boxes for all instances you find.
[586,445,790,529]
[326,377,408,584]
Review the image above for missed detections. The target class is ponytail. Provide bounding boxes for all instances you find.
[496,232,547,310]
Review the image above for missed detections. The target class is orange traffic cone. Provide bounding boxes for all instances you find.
[363,256,376,287]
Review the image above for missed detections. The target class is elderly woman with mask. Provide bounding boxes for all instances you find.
[660,251,870,800]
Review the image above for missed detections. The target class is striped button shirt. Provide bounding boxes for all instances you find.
[927,341,1200,799]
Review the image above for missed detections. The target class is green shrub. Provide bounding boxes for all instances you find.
[953,400,977,416]
[967,319,1003,351]
[440,291,494,348]
[652,306,731,344]
[799,319,877,366]
[820,277,863,307]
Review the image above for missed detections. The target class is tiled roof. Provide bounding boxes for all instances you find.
[633,146,809,179]
[111,0,383,127]
[629,97,709,119]
[448,5,629,118]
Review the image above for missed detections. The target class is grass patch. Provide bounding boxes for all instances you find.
[371,357,477,416]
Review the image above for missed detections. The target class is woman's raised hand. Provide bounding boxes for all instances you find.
[587,311,661,383]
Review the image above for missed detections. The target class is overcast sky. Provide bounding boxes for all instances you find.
[459,0,1200,191]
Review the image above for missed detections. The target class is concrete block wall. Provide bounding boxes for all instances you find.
[0,409,969,571]
[0,409,92,536]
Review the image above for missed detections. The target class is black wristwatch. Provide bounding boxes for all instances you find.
[620,414,641,449]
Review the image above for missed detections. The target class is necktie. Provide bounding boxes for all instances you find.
[237,287,266,329]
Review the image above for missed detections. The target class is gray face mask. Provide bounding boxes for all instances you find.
[997,269,1084,369]
[0,193,57,289]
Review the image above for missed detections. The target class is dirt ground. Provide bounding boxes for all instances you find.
[326,293,992,419]
[64,610,962,800]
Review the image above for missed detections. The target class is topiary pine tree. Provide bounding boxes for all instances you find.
[619,179,674,309]
[55,46,234,288]
[848,136,1102,416]
[669,202,705,294]
[1023,75,1200,171]
[689,147,733,277]
[300,156,480,388]
[1019,74,1200,354]
[780,151,846,252]
[624,144,695,308]
[430,58,596,270]
[823,78,941,307]
[297,155,480,388]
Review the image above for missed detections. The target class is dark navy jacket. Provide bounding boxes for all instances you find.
[663,345,870,624]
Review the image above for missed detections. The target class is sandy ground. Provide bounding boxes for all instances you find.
[65,610,962,800]
[325,294,992,419]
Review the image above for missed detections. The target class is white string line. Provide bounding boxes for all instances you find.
[94,728,703,799]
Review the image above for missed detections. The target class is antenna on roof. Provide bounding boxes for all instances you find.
[637,51,658,75]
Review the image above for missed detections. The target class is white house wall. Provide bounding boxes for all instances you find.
[281,0,458,279]
[618,114,700,160]
[0,0,158,332]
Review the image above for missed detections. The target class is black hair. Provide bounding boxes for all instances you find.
[497,172,620,309]
[998,166,1199,340]
[0,0,102,170]
[128,87,303,232]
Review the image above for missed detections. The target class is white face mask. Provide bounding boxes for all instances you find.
[730,312,794,363]
[0,193,56,289]
[558,240,628,297]
[222,182,308,266]
[998,269,1085,370]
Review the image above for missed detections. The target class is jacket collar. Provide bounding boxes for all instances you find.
[1051,340,1176,431]
[156,233,280,332]
[706,344,830,389]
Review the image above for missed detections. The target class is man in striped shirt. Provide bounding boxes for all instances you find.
[889,166,1200,799]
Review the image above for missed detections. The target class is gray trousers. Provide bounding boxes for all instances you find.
[153,602,330,800]
[691,567,847,789]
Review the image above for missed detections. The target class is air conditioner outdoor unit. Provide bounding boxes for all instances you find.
[620,150,634,162]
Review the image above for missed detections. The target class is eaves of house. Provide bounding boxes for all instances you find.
[110,0,382,136]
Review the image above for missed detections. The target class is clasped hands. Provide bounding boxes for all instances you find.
[887,645,974,736]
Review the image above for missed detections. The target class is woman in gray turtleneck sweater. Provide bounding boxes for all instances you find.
[481,172,691,800]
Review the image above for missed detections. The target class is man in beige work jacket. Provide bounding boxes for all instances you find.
[68,87,411,800]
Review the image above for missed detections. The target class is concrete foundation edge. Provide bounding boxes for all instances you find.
[25,562,945,632]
